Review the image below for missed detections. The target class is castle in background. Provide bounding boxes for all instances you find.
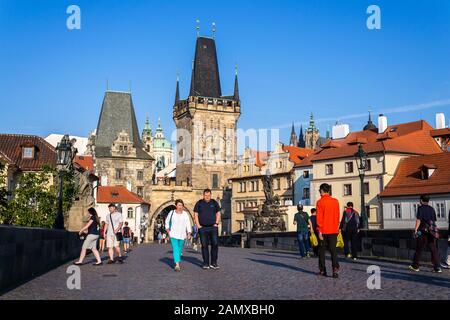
[289,113,329,149]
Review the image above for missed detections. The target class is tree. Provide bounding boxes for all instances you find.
[0,165,78,228]
[0,162,8,220]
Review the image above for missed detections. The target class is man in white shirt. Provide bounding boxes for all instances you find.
[104,203,124,264]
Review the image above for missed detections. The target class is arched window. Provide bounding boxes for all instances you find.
[127,207,134,219]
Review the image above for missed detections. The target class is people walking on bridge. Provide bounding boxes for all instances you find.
[309,208,319,257]
[194,188,222,270]
[316,183,341,278]
[340,202,361,261]
[123,222,132,254]
[165,199,192,271]
[409,195,442,273]
[74,208,102,266]
[293,203,313,259]
[99,221,106,252]
[105,203,124,264]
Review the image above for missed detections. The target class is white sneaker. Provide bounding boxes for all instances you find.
[440,262,450,269]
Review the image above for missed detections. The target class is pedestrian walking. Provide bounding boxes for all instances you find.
[309,208,319,257]
[74,208,102,266]
[194,188,221,270]
[441,210,450,270]
[293,204,313,259]
[123,222,132,253]
[99,221,106,252]
[409,195,442,273]
[316,183,341,278]
[165,199,192,271]
[104,203,124,264]
[157,231,163,244]
[339,202,361,261]
[192,224,199,251]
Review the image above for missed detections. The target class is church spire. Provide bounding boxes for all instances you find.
[174,73,180,105]
[289,122,298,146]
[363,109,377,131]
[234,65,240,101]
[298,124,305,148]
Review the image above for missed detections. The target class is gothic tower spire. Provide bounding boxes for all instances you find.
[174,73,180,105]
[234,65,240,101]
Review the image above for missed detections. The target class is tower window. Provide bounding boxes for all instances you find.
[212,173,219,189]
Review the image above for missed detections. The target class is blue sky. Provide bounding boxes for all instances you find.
[0,0,449,151]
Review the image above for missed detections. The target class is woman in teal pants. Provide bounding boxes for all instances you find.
[165,199,192,271]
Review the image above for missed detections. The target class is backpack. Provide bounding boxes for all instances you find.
[423,220,440,239]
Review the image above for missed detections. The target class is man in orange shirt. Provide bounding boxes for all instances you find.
[316,183,341,278]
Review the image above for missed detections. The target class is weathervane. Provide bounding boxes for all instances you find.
[196,19,200,37]
[212,22,216,38]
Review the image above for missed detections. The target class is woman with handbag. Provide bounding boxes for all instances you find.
[74,208,102,266]
[165,199,192,271]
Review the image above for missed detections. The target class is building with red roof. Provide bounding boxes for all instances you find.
[292,116,444,229]
[380,152,450,229]
[96,185,150,239]
[0,134,57,195]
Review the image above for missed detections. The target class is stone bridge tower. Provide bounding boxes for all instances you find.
[173,36,241,192]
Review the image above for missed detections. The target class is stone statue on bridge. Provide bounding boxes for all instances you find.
[252,170,287,232]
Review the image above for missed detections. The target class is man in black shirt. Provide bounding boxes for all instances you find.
[409,195,442,273]
[194,189,221,270]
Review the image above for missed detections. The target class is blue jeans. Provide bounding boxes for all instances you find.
[199,226,219,265]
[297,231,311,257]
[170,238,185,264]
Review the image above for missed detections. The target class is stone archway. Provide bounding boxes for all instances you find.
[147,200,195,242]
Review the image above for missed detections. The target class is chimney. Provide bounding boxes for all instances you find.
[378,114,387,133]
[332,124,350,139]
[436,113,446,129]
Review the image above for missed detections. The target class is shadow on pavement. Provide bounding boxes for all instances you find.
[247,258,317,275]
[350,267,450,289]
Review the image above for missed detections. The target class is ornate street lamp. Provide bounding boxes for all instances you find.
[355,143,368,229]
[54,135,74,229]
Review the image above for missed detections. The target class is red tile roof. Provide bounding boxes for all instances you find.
[0,134,57,171]
[430,127,450,138]
[282,145,314,165]
[97,186,149,205]
[311,120,442,162]
[380,152,450,197]
[246,150,270,168]
[74,155,94,171]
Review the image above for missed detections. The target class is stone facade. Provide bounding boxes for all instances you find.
[229,144,295,233]
[174,100,240,190]
[96,157,152,200]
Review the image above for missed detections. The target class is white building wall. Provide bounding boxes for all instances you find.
[96,203,150,238]
[382,195,450,230]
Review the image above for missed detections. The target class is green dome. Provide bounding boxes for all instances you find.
[153,137,172,149]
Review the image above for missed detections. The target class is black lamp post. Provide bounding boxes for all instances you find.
[355,143,368,230]
[54,135,73,230]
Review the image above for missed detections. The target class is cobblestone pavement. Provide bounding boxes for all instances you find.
[2,243,450,300]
